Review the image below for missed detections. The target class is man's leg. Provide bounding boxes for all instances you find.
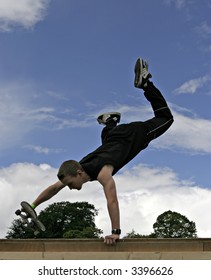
[101,121,117,144]
[143,82,174,141]
[97,112,121,144]
[134,58,174,142]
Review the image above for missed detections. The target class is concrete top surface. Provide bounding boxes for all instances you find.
[1,238,211,252]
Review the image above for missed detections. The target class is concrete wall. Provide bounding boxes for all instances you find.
[1,238,211,260]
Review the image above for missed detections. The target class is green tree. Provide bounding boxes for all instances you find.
[124,229,155,238]
[6,218,33,239]
[6,201,103,239]
[124,211,197,239]
[153,210,197,238]
[63,227,101,238]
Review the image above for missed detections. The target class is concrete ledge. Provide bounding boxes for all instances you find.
[1,238,211,260]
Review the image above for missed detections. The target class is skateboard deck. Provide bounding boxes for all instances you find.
[15,201,46,235]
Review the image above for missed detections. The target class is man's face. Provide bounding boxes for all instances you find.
[61,172,83,190]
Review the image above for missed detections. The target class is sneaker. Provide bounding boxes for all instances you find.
[97,112,121,125]
[134,58,152,88]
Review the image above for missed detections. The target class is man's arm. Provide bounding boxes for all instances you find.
[32,180,65,208]
[97,165,120,245]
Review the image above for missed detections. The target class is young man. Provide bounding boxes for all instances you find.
[31,58,174,245]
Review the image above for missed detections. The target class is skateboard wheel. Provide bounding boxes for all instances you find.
[15,209,21,215]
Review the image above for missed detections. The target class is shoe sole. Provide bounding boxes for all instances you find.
[97,112,121,125]
[134,58,143,87]
[134,58,152,88]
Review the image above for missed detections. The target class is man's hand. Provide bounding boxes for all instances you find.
[104,234,120,245]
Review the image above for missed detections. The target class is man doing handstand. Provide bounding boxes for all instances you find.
[31,58,174,244]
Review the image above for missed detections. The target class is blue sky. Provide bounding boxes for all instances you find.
[0,0,211,238]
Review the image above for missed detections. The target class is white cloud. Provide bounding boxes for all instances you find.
[0,83,55,149]
[0,83,92,151]
[154,108,211,154]
[196,21,211,38]
[174,75,211,94]
[1,163,211,238]
[1,81,211,155]
[25,145,51,155]
[25,145,64,155]
[0,0,50,32]
[96,102,211,154]
[163,0,187,9]
[116,164,211,237]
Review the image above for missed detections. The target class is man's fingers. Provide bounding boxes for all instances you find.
[104,234,119,245]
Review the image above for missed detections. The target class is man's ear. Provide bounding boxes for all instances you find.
[77,169,83,175]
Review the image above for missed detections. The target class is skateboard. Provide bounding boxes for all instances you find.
[15,201,46,236]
